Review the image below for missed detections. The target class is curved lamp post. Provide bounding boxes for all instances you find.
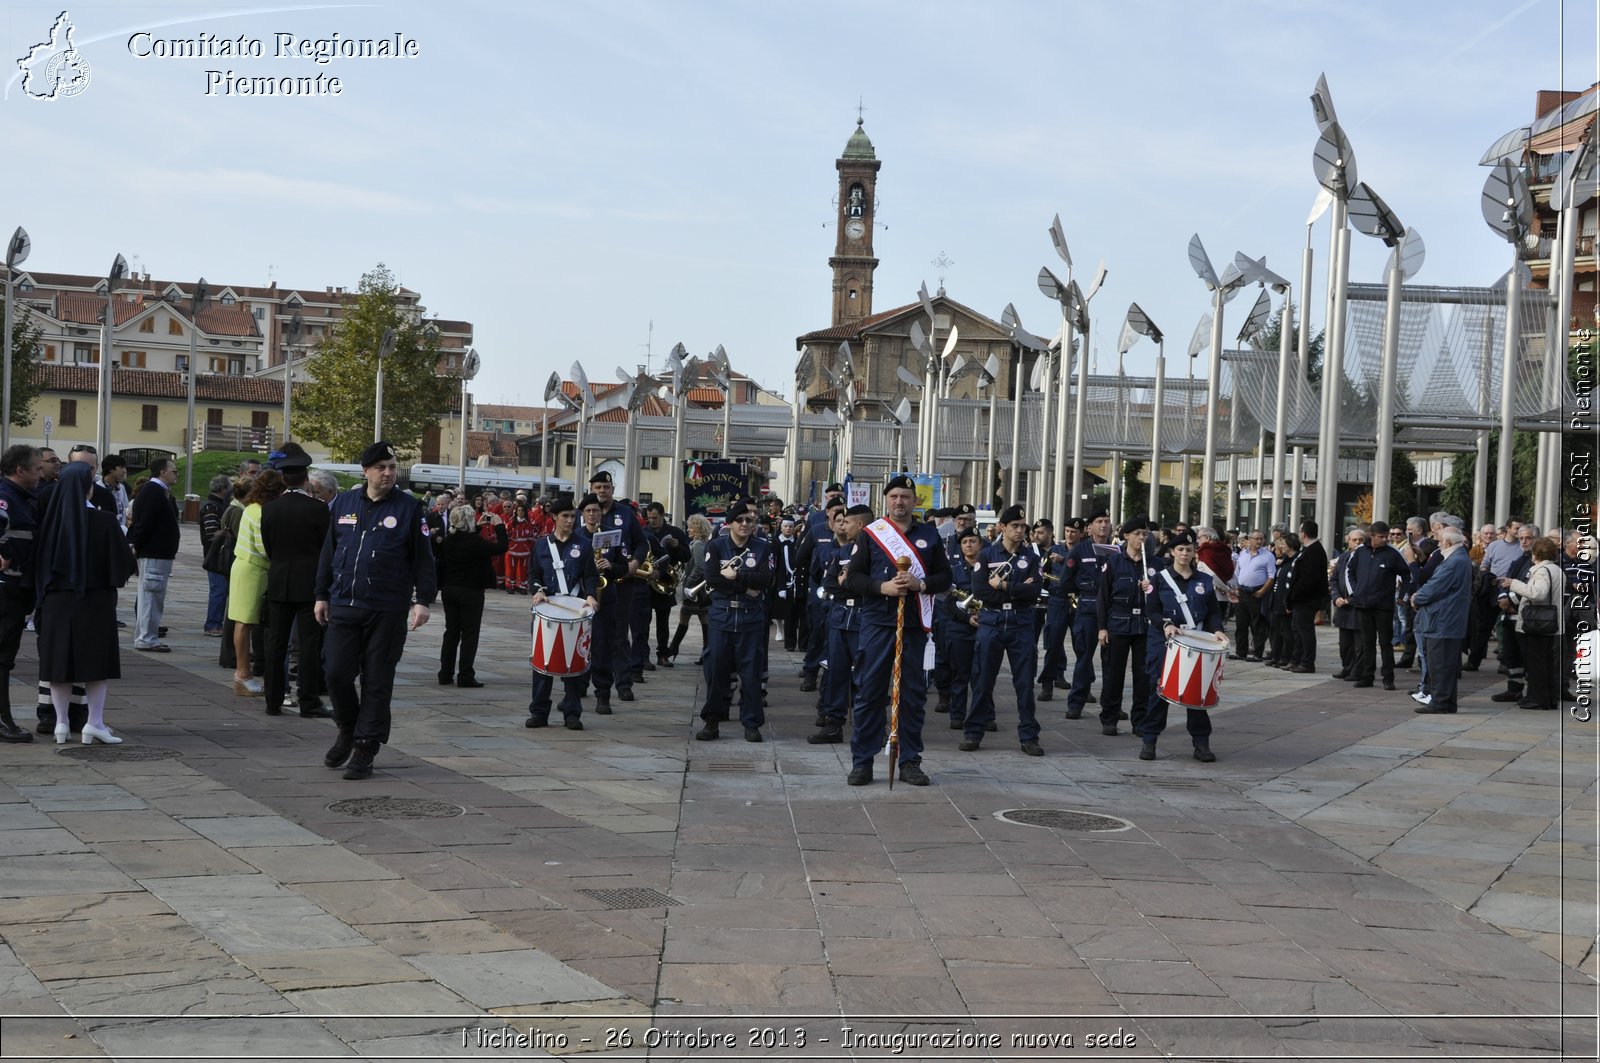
[455,347,479,493]
[1118,302,1164,521]
[96,253,128,459]
[1480,159,1534,525]
[372,327,396,442]
[183,278,209,499]
[2,226,30,451]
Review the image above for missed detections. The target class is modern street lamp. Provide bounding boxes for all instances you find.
[456,347,480,494]
[279,310,302,447]
[182,278,209,500]
[1186,234,1248,528]
[3,227,31,451]
[540,371,563,494]
[1308,76,1358,539]
[372,327,396,442]
[571,360,595,479]
[1288,191,1332,526]
[790,345,814,504]
[999,303,1048,507]
[1118,302,1164,520]
[667,344,697,519]
[1480,158,1534,525]
[977,352,1001,508]
[1231,281,1276,528]
[1181,314,1210,524]
[889,397,913,472]
[710,345,733,461]
[1039,218,1106,524]
[96,253,128,459]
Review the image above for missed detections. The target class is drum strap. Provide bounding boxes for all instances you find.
[546,538,571,597]
[1159,568,1197,629]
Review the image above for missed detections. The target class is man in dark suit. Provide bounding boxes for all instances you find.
[126,457,181,652]
[1286,519,1329,673]
[259,444,332,718]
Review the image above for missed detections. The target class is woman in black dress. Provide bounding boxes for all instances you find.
[437,503,507,687]
[34,462,137,743]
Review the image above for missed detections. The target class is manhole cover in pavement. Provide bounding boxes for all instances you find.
[577,887,680,910]
[57,745,182,762]
[995,808,1132,832]
[327,796,465,819]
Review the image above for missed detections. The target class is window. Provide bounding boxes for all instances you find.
[59,399,76,427]
[139,318,155,334]
[220,293,236,305]
[141,405,158,432]
[42,345,55,361]
[121,351,146,368]
[175,354,188,373]
[207,408,223,426]
[168,319,184,336]
[251,411,268,429]
[209,357,227,373]
[564,444,575,466]
[74,344,97,364]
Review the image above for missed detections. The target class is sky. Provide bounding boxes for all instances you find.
[5,0,1597,409]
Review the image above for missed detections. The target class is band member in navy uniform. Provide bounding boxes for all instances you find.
[642,502,690,668]
[0,445,42,742]
[962,504,1044,755]
[1064,509,1113,719]
[807,504,870,744]
[798,499,845,692]
[578,493,630,713]
[843,475,952,786]
[1096,516,1156,737]
[1027,519,1055,649]
[931,504,976,713]
[942,527,984,731]
[1038,517,1078,701]
[1143,529,1228,762]
[528,497,599,729]
[588,470,646,696]
[695,500,773,741]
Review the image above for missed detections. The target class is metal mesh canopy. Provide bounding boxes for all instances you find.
[1226,284,1562,450]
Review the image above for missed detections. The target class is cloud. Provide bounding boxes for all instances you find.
[121,166,432,213]
[455,194,717,225]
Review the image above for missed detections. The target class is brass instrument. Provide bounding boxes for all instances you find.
[988,559,1014,584]
[646,558,681,596]
[951,588,984,617]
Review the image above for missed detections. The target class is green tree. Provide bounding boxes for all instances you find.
[1438,429,1540,521]
[1,303,47,429]
[295,265,453,462]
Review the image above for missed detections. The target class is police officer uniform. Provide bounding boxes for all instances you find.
[528,498,599,729]
[798,501,844,691]
[315,441,438,780]
[1064,510,1113,719]
[1142,530,1226,761]
[843,475,952,785]
[806,504,871,743]
[0,461,39,742]
[582,484,642,708]
[644,511,690,668]
[942,528,983,730]
[1027,519,1054,649]
[1095,517,1156,737]
[696,500,773,741]
[1038,518,1078,701]
[963,505,1044,755]
[930,505,974,712]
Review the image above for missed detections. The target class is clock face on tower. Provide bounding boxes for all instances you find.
[845,219,865,241]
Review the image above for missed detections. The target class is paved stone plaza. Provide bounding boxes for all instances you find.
[0,528,1595,1061]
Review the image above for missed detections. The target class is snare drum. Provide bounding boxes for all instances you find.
[1160,630,1226,709]
[530,595,593,677]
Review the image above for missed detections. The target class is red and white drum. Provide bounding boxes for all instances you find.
[530,595,593,677]
[1160,630,1226,709]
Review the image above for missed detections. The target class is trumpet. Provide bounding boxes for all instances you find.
[988,559,1014,584]
[630,548,656,582]
[951,588,984,616]
[646,559,681,596]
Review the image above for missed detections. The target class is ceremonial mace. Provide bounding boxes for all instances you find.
[887,555,912,788]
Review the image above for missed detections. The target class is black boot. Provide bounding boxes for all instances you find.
[343,739,379,780]
[0,707,32,743]
[1193,741,1216,763]
[1038,680,1053,702]
[935,690,951,714]
[323,729,355,768]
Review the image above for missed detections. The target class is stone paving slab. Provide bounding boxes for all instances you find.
[0,529,1592,1059]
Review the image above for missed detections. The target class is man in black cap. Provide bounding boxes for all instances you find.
[588,470,647,698]
[1027,519,1055,651]
[1063,509,1113,719]
[1335,519,1408,690]
[930,503,976,713]
[1038,516,1080,701]
[528,496,599,729]
[315,441,437,780]
[797,498,846,691]
[0,444,43,742]
[843,475,952,785]
[806,482,845,541]
[695,500,773,741]
[260,443,332,719]
[962,504,1044,756]
[1096,516,1157,737]
[807,503,870,744]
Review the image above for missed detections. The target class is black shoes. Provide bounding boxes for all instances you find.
[1415,704,1457,714]
[935,692,951,714]
[299,703,333,719]
[343,740,379,779]
[695,722,719,741]
[1227,653,1249,662]
[438,674,453,685]
[1102,724,1119,736]
[949,716,965,729]
[897,761,930,786]
[744,727,763,743]
[564,717,584,730]
[1037,682,1053,702]
[847,764,872,786]
[985,721,997,733]
[657,655,674,669]
[958,738,981,752]
[323,730,356,769]
[1020,741,1043,757]
[1381,679,1396,691]
[806,727,843,744]
[595,694,614,715]
[1331,670,1349,680]
[799,676,818,692]
[1139,740,1157,760]
[0,715,32,743]
[1353,680,1373,688]
[1290,664,1314,674]
[617,688,635,702]
[264,704,284,717]
[457,678,484,689]
[1064,709,1082,720]
[1489,688,1524,703]
[1193,743,1216,763]
[525,716,548,728]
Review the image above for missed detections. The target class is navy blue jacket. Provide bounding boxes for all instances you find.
[316,487,437,611]
[1151,564,1225,635]
[705,532,773,622]
[1096,547,1156,637]
[530,532,598,600]
[972,541,1041,623]
[0,478,39,589]
[1411,546,1472,640]
[1064,538,1112,604]
[844,518,953,628]
[1344,543,1410,609]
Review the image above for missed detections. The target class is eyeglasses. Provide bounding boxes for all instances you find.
[42,457,60,464]
[733,516,757,525]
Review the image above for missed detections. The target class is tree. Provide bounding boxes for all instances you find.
[295,265,454,462]
[1439,429,1540,522]
[1,303,47,429]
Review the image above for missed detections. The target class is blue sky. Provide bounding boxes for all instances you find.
[6,0,1596,407]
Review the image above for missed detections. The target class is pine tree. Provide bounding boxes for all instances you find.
[2,303,47,429]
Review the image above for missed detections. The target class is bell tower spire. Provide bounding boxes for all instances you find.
[829,114,881,327]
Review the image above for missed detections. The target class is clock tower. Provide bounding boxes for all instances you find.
[829,118,880,327]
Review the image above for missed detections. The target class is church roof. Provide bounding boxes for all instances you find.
[842,119,875,160]
[795,295,1009,347]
